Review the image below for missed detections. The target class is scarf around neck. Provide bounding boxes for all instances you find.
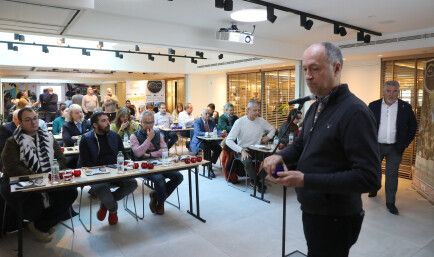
[13,126,54,173]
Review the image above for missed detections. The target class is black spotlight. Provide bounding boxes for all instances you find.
[14,33,25,42]
[196,51,204,58]
[148,54,155,61]
[82,48,90,56]
[267,6,277,23]
[115,51,123,59]
[224,0,233,11]
[135,45,140,51]
[334,24,347,37]
[218,53,224,59]
[300,15,313,30]
[42,45,49,53]
[7,42,18,51]
[357,31,371,43]
[168,56,175,62]
[168,48,175,55]
[215,0,224,8]
[191,58,197,64]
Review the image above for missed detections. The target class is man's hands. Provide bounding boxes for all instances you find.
[147,129,155,141]
[260,136,270,144]
[240,149,251,161]
[263,154,304,188]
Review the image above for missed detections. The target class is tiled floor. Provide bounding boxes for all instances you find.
[0,168,433,257]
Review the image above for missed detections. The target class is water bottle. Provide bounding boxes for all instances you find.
[162,146,169,166]
[212,127,218,138]
[76,135,81,146]
[288,132,294,145]
[117,151,125,173]
[123,133,129,143]
[51,159,61,184]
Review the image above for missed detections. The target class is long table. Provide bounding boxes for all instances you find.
[9,160,208,257]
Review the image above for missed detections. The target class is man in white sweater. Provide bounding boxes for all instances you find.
[226,100,275,192]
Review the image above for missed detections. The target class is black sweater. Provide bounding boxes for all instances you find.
[278,84,381,216]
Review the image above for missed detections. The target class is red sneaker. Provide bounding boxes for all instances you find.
[97,206,107,221]
[108,212,118,225]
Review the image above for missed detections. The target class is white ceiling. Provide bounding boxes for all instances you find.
[0,0,433,60]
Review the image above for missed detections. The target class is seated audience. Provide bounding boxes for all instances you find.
[207,103,218,124]
[52,105,68,135]
[0,110,20,170]
[218,103,239,134]
[125,100,136,118]
[277,109,302,149]
[154,103,178,149]
[110,107,139,139]
[225,100,275,192]
[190,109,222,178]
[78,112,137,225]
[62,104,91,147]
[172,103,184,123]
[0,107,77,242]
[130,111,183,215]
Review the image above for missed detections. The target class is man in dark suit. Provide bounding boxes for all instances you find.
[191,109,222,178]
[368,80,417,215]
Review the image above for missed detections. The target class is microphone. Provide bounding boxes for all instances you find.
[288,95,315,105]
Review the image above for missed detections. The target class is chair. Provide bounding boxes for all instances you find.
[226,156,250,192]
[124,177,181,220]
[78,185,138,232]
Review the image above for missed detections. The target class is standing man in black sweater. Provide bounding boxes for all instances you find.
[367,80,417,214]
[263,42,380,257]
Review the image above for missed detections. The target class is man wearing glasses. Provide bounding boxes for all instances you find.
[1,107,77,242]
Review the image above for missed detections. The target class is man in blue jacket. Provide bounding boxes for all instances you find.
[263,42,380,257]
[367,80,417,215]
[78,112,137,225]
[191,109,222,178]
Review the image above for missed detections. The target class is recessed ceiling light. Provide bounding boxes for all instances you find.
[231,9,267,23]
[378,54,383,57]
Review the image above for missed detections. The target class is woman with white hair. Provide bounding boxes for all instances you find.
[62,104,91,147]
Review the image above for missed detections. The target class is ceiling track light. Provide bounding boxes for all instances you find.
[168,56,175,62]
[14,33,25,42]
[115,51,123,59]
[267,6,277,23]
[333,24,347,37]
[218,53,224,59]
[135,45,140,51]
[148,54,155,61]
[224,0,233,11]
[82,48,90,56]
[357,31,371,43]
[191,58,197,64]
[7,42,18,51]
[196,51,204,58]
[300,15,313,30]
[215,0,224,8]
[235,0,381,42]
[42,45,49,53]
[168,48,175,55]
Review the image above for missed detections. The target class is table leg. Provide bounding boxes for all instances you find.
[17,195,23,257]
[186,166,206,223]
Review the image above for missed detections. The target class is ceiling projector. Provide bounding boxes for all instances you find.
[216,25,254,44]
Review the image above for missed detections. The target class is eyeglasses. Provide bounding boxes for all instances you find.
[22,117,39,123]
